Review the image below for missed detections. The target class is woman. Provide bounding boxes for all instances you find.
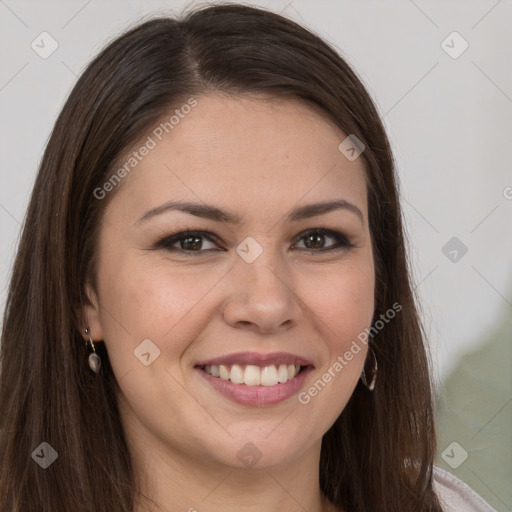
[0,4,497,511]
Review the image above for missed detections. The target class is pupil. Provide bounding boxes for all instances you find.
[182,236,201,250]
[306,233,324,249]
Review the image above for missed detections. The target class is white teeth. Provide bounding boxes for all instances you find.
[260,365,279,386]
[204,363,302,385]
[230,364,244,384]
[244,365,260,386]
[277,364,288,383]
[219,364,229,381]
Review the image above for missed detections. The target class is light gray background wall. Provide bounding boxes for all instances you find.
[1,0,511,510]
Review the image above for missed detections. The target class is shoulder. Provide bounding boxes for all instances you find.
[432,465,498,512]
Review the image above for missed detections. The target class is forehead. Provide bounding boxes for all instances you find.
[106,93,368,223]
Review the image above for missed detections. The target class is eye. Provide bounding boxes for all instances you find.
[156,230,220,254]
[155,228,353,256]
[293,228,353,252]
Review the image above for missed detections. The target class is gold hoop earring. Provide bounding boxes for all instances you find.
[360,345,377,391]
[84,328,101,374]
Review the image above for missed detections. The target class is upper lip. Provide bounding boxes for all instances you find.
[195,351,314,368]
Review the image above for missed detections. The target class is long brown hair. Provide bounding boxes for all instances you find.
[0,4,443,511]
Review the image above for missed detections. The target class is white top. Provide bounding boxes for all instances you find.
[433,466,498,512]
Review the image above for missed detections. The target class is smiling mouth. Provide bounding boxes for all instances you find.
[198,363,306,386]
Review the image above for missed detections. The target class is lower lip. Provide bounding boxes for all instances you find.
[196,366,313,406]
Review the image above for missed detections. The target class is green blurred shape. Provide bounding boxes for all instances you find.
[435,301,512,512]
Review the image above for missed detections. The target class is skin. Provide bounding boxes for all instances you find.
[84,93,375,512]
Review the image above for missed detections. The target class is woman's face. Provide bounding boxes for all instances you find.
[85,93,375,471]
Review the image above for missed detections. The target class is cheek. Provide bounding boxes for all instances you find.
[292,261,374,439]
[99,255,203,334]
[95,253,228,371]
[298,256,374,401]
[302,257,375,346]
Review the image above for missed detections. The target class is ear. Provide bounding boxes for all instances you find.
[80,282,105,342]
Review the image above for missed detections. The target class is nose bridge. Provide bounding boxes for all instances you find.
[222,235,301,331]
[236,235,286,291]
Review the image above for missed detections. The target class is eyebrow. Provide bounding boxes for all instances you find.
[135,199,364,225]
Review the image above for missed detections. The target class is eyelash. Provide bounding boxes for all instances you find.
[155,228,354,256]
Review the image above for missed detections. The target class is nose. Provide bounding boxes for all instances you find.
[221,245,303,334]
